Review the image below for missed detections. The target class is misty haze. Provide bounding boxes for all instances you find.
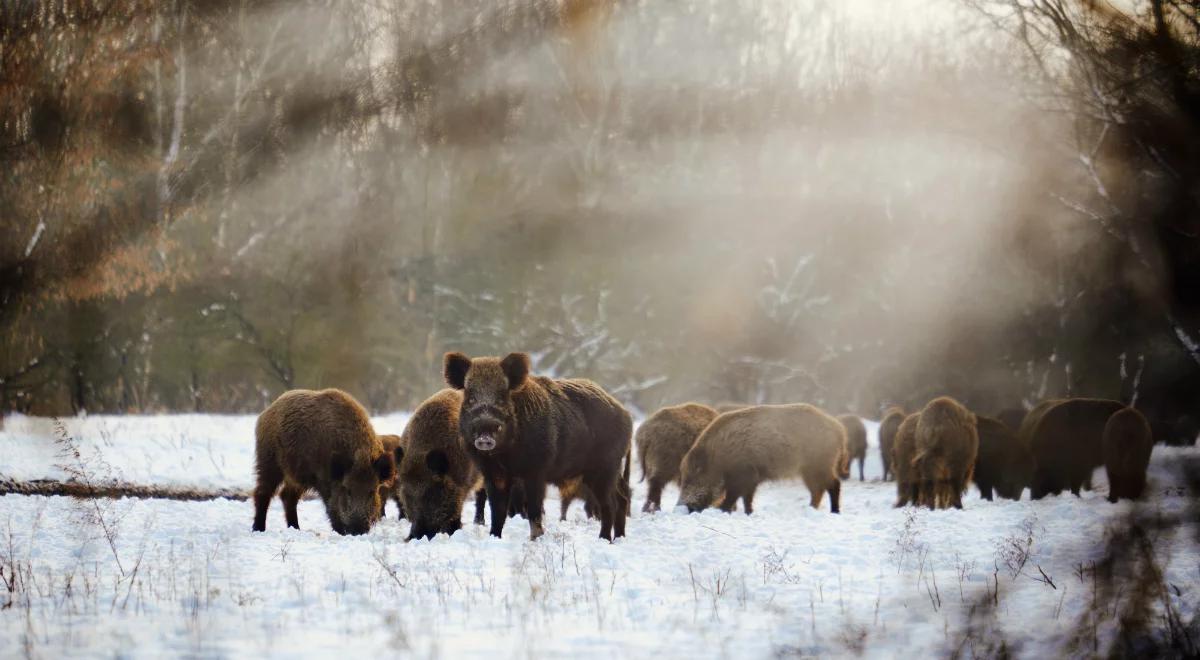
[1,0,1198,657]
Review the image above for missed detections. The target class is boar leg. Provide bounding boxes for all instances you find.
[719,488,740,513]
[484,480,511,538]
[643,477,665,513]
[252,465,283,532]
[597,490,616,542]
[808,483,825,510]
[585,472,618,541]
[722,469,756,514]
[827,478,841,514]
[949,481,964,510]
[741,483,758,515]
[473,488,487,525]
[524,478,547,540]
[858,458,865,482]
[280,483,304,529]
[613,483,628,538]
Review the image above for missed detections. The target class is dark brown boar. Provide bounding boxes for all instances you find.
[378,433,406,518]
[636,403,719,512]
[879,406,905,482]
[444,352,633,541]
[891,413,920,506]
[912,397,979,510]
[396,389,491,540]
[837,415,868,481]
[677,404,845,514]
[1027,398,1125,499]
[972,416,1032,501]
[253,389,396,535]
[1103,407,1154,502]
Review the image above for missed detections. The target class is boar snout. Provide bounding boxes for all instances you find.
[475,434,497,451]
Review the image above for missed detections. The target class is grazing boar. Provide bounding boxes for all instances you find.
[912,397,979,510]
[636,403,719,512]
[972,416,1032,501]
[444,352,633,541]
[879,406,905,481]
[891,413,921,507]
[677,404,845,514]
[378,434,406,518]
[1103,407,1154,502]
[1027,398,1125,499]
[397,389,489,540]
[838,415,868,481]
[252,389,395,536]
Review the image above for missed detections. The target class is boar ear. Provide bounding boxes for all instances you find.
[425,449,450,476]
[330,454,352,481]
[500,352,531,390]
[444,352,471,390]
[373,452,396,482]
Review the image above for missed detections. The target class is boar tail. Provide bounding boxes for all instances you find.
[637,446,647,483]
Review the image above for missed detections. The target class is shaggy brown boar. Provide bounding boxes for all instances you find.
[252,389,396,535]
[879,406,905,481]
[677,404,845,514]
[378,434,406,518]
[397,389,490,540]
[444,352,633,541]
[636,403,719,512]
[912,397,979,510]
[972,416,1032,501]
[891,413,920,507]
[1027,398,1125,499]
[1103,407,1154,502]
[838,415,868,482]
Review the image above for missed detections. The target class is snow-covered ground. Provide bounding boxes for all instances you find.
[0,414,1196,658]
[0,412,411,491]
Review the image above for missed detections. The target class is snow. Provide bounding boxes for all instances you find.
[0,413,1196,658]
[0,412,410,491]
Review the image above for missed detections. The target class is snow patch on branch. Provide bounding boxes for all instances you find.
[24,221,45,258]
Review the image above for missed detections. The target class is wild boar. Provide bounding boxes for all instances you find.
[677,404,845,514]
[253,389,395,535]
[879,406,906,482]
[1102,407,1154,502]
[838,415,868,481]
[637,403,719,512]
[1027,398,1125,498]
[912,397,979,510]
[444,352,633,541]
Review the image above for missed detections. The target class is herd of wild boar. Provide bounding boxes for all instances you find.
[251,352,1157,539]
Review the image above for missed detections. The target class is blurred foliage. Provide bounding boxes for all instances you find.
[0,0,1196,444]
